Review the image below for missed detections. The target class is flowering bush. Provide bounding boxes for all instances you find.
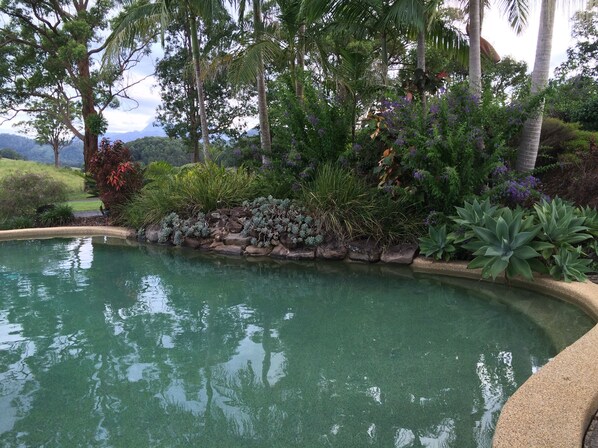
[486,161,547,207]
[370,85,528,212]
[268,75,351,177]
[88,139,143,214]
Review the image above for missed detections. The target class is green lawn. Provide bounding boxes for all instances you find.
[0,159,88,199]
[66,199,103,212]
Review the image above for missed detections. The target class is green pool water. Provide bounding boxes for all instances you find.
[0,238,594,447]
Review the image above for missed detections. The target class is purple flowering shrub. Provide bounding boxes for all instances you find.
[370,84,528,212]
[486,162,548,208]
[267,75,351,178]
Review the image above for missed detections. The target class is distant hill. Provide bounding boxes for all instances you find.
[0,134,84,167]
[0,123,168,166]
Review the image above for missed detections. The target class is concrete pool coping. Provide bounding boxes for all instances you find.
[1,226,597,447]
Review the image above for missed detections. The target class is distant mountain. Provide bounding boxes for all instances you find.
[103,123,166,142]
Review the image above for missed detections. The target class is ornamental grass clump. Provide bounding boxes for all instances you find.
[122,161,257,228]
[300,163,420,243]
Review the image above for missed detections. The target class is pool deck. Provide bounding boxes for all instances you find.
[1,226,597,447]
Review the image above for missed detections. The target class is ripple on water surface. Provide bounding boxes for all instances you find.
[0,238,594,447]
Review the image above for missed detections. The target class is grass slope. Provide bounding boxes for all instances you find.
[0,159,86,199]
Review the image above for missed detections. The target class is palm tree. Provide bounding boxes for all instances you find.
[465,0,528,96]
[107,0,227,161]
[516,0,556,171]
[234,0,273,159]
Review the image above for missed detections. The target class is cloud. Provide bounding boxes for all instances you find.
[483,5,575,72]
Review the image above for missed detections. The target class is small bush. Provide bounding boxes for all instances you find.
[0,148,26,160]
[0,216,35,230]
[37,204,74,227]
[89,139,143,214]
[178,161,256,212]
[0,172,68,218]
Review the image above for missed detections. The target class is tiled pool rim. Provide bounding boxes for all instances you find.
[1,226,597,448]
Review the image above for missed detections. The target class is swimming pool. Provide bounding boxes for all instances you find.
[0,238,593,447]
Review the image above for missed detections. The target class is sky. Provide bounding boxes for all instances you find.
[0,5,578,136]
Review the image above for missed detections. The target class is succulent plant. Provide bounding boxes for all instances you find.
[242,196,323,248]
[159,212,210,245]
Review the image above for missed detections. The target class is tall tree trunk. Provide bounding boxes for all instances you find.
[468,0,482,97]
[53,145,60,168]
[381,31,389,86]
[189,15,211,162]
[295,23,306,101]
[79,55,98,171]
[253,0,272,160]
[417,28,427,106]
[516,0,556,172]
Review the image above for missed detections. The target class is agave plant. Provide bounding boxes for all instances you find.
[463,208,552,280]
[451,198,499,243]
[419,225,456,261]
[549,247,592,282]
[533,197,591,258]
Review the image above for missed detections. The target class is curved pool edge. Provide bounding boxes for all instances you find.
[0,226,136,241]
[0,229,596,447]
[412,258,598,448]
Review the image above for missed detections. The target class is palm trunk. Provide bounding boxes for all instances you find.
[253,0,272,160]
[381,31,389,86]
[295,23,306,101]
[189,15,211,162]
[468,0,482,97]
[417,29,427,106]
[516,0,556,172]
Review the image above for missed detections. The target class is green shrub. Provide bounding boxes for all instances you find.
[174,161,256,212]
[37,204,74,227]
[0,216,35,230]
[0,172,68,218]
[370,85,527,212]
[0,148,26,160]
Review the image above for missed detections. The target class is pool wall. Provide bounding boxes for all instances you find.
[1,226,597,448]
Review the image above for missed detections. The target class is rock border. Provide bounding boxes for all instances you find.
[0,227,597,447]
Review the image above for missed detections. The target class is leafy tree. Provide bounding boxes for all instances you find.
[547,2,598,131]
[482,56,529,104]
[127,137,192,166]
[0,148,26,160]
[109,0,230,161]
[554,2,598,80]
[18,101,74,167]
[155,19,256,161]
[0,1,153,170]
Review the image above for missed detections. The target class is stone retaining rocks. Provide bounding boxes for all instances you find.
[381,243,419,265]
[347,240,381,263]
[142,209,419,265]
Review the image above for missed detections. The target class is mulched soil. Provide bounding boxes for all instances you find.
[69,216,111,227]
